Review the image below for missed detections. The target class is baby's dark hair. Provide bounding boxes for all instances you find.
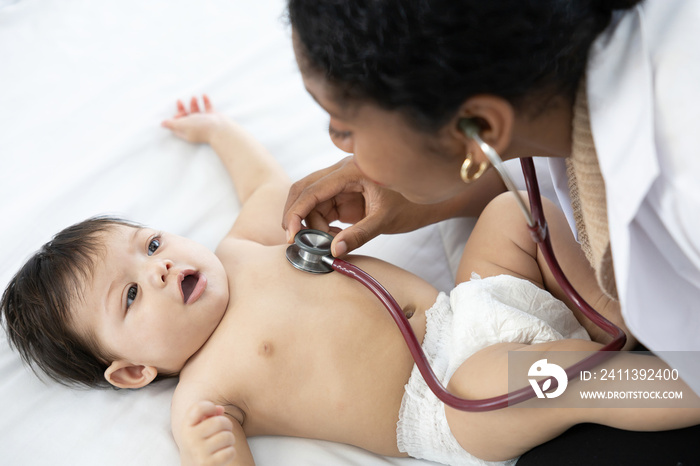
[288,0,642,131]
[1,216,136,388]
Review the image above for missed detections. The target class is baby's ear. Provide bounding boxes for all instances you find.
[104,360,157,389]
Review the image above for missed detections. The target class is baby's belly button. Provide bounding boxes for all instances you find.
[257,340,274,357]
[403,305,416,319]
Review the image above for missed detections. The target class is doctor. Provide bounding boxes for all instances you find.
[282,0,700,400]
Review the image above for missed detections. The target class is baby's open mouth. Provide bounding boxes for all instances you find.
[179,271,207,304]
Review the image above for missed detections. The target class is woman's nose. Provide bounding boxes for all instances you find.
[333,138,354,154]
[330,131,354,154]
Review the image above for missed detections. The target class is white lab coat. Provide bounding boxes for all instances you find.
[550,0,700,394]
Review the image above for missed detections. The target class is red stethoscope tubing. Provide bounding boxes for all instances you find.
[330,157,626,412]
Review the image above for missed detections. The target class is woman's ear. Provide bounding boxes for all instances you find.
[104,360,158,389]
[451,95,515,161]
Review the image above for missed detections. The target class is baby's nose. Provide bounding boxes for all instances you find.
[156,260,174,284]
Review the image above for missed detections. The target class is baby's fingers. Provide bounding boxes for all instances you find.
[187,400,224,427]
[203,94,214,112]
[211,444,237,465]
[176,99,188,118]
[194,414,236,462]
[190,96,201,113]
[161,118,186,139]
[205,430,236,455]
[195,413,234,439]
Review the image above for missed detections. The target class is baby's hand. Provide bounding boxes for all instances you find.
[180,400,237,466]
[162,95,226,144]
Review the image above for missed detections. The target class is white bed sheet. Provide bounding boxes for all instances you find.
[0,0,460,464]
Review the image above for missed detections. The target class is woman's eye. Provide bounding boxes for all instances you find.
[126,285,138,309]
[148,236,161,256]
[328,124,351,140]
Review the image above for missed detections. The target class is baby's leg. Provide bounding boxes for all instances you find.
[444,339,700,462]
[457,192,633,347]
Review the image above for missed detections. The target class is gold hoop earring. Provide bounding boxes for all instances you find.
[460,153,489,183]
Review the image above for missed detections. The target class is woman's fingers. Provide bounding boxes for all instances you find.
[304,208,333,234]
[330,204,385,256]
[281,156,403,255]
[282,157,359,242]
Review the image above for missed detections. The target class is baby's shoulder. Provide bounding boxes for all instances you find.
[215,236,260,260]
[170,377,204,430]
[170,368,244,428]
[215,238,288,277]
[215,237,276,277]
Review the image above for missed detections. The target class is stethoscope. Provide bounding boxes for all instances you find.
[286,121,626,411]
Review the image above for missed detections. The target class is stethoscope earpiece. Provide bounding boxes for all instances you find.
[458,118,480,139]
[459,117,536,227]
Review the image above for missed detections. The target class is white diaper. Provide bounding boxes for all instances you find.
[396,274,590,466]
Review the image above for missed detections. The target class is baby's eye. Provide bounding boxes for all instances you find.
[126,285,138,309]
[148,236,161,256]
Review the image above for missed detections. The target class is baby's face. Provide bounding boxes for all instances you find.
[73,225,229,376]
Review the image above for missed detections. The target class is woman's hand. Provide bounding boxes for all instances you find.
[282,156,440,256]
[162,95,227,144]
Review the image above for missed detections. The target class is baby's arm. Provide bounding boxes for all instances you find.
[162,95,290,245]
[173,400,255,466]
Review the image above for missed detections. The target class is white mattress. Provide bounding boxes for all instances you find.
[0,0,464,464]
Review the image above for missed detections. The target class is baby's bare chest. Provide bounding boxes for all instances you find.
[189,267,434,441]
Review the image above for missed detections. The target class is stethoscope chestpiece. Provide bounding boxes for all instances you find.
[285,229,334,274]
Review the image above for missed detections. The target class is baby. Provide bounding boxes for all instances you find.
[2,96,698,466]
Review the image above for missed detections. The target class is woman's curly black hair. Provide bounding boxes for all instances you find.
[288,0,641,131]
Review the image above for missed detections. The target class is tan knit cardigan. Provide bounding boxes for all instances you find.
[566,83,619,301]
